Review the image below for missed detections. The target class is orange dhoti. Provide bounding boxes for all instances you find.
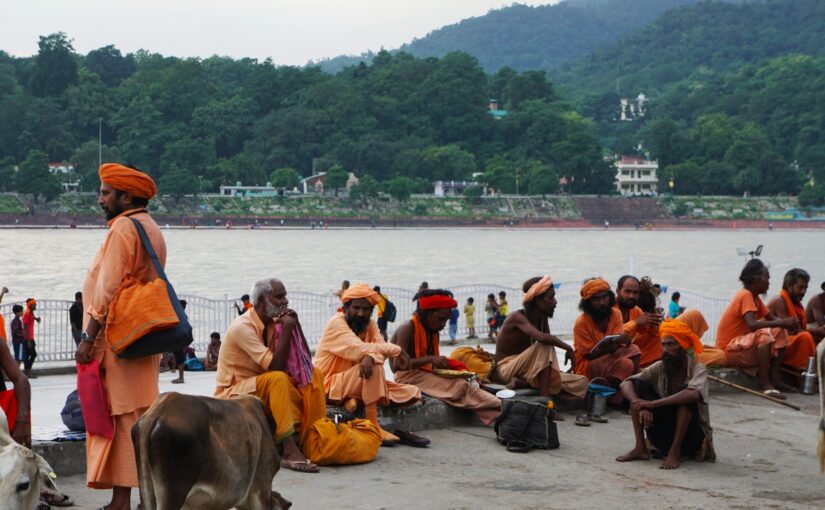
[782,331,817,370]
[254,369,326,447]
[86,344,159,489]
[496,342,588,399]
[395,369,501,425]
[326,362,419,407]
[721,327,790,375]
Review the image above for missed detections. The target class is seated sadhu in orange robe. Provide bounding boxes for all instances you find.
[573,278,641,405]
[215,278,326,473]
[715,259,796,398]
[767,268,820,371]
[806,281,825,344]
[391,290,501,425]
[615,275,663,368]
[314,283,421,443]
[72,163,164,509]
[494,275,587,399]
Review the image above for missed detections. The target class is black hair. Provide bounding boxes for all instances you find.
[782,268,810,290]
[114,189,149,208]
[210,331,220,339]
[12,304,23,313]
[499,291,506,297]
[616,275,639,291]
[373,285,381,292]
[75,291,82,300]
[241,294,250,301]
[487,293,495,299]
[522,276,553,309]
[739,258,767,286]
[467,297,474,303]
[672,291,681,300]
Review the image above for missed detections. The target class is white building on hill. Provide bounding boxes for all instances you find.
[615,156,658,196]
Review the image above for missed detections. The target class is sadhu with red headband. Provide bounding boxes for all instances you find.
[390,289,501,426]
[493,276,588,399]
[617,318,716,469]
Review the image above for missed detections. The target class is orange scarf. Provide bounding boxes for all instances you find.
[412,313,439,371]
[779,289,806,328]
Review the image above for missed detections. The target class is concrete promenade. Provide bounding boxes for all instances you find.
[22,343,825,509]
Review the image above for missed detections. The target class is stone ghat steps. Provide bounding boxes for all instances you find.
[573,196,668,223]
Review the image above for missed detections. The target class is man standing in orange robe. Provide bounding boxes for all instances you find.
[573,278,641,404]
[74,163,164,510]
[314,283,421,444]
[768,268,819,370]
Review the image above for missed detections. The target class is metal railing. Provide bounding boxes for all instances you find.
[0,282,730,364]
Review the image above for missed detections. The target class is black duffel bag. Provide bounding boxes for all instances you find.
[494,399,559,453]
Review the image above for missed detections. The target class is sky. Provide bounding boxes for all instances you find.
[1,0,559,66]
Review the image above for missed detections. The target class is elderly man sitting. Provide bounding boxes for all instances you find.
[391,290,501,425]
[495,275,587,399]
[314,283,424,446]
[215,277,326,473]
[617,320,715,469]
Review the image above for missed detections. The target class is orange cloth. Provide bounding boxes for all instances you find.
[99,163,157,199]
[572,307,624,377]
[314,313,419,406]
[412,313,439,371]
[777,289,815,369]
[677,309,727,366]
[618,304,662,368]
[522,275,553,303]
[0,313,5,343]
[722,327,790,374]
[254,369,326,447]
[495,342,588,398]
[243,302,253,311]
[340,283,380,305]
[395,369,501,425]
[659,319,704,353]
[82,208,164,489]
[215,308,275,398]
[580,278,610,300]
[25,298,36,311]
[715,289,768,350]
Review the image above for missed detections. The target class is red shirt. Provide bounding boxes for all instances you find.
[22,311,35,341]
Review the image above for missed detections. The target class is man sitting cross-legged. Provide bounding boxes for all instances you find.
[495,275,587,399]
[617,319,716,469]
[573,278,641,404]
[315,283,426,446]
[391,289,501,425]
[768,268,820,371]
[215,277,326,473]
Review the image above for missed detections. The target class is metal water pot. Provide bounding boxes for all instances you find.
[800,356,818,395]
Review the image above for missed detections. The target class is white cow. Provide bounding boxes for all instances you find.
[0,408,56,510]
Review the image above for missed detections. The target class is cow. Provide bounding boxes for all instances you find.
[0,408,57,510]
[132,392,291,510]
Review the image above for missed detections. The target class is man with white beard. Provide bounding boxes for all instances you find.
[215,277,326,473]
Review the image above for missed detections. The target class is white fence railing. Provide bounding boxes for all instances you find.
[0,283,729,364]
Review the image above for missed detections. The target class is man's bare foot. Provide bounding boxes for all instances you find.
[660,453,681,469]
[616,447,649,462]
[506,377,529,390]
[344,398,358,413]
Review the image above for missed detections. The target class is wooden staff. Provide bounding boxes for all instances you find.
[708,375,801,411]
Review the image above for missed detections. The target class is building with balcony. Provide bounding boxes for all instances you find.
[615,156,658,196]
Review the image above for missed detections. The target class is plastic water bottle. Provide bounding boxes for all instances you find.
[800,356,817,395]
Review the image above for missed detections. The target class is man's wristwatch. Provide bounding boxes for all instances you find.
[80,332,94,343]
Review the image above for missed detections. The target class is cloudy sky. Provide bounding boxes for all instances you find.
[1,1,558,65]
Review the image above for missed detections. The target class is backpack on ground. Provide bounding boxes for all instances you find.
[494,399,559,453]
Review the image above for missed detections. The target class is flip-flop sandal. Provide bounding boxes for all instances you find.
[574,414,591,427]
[280,459,320,473]
[588,414,608,424]
[762,388,787,400]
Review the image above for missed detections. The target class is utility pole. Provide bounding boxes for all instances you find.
[98,118,103,168]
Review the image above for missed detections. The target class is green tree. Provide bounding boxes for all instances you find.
[16,149,62,202]
[29,33,78,97]
[350,174,381,199]
[84,45,136,86]
[324,164,348,196]
[663,162,705,195]
[463,185,483,203]
[270,167,300,189]
[0,156,15,191]
[69,140,122,191]
[525,160,560,194]
[158,165,200,199]
[798,182,825,207]
[386,176,413,201]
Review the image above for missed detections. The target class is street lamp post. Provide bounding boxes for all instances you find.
[98,118,103,169]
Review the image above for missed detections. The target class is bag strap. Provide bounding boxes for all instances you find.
[129,218,169,283]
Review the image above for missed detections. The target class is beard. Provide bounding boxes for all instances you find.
[346,313,369,334]
[104,204,124,220]
[587,305,612,322]
[265,300,286,318]
[662,352,686,376]
[617,296,636,309]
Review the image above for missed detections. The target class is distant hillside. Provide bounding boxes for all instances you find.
[314,0,702,74]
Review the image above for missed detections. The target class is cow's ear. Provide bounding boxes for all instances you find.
[36,455,58,490]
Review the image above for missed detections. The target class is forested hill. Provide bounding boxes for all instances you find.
[315,0,702,74]
[553,0,825,99]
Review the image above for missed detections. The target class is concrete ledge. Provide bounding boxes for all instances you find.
[707,367,760,393]
[33,440,86,477]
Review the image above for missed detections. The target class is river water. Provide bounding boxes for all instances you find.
[1,227,822,302]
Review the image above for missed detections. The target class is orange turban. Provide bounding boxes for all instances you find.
[523,275,553,303]
[341,283,380,305]
[580,278,610,300]
[659,319,704,354]
[99,163,157,199]
[676,309,708,339]
[25,298,36,310]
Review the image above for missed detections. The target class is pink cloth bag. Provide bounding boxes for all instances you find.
[76,360,114,439]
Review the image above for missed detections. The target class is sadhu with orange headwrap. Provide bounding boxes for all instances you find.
[73,163,166,504]
[616,318,716,469]
[767,268,820,370]
[391,289,501,426]
[572,278,641,405]
[491,275,588,399]
[314,283,423,445]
